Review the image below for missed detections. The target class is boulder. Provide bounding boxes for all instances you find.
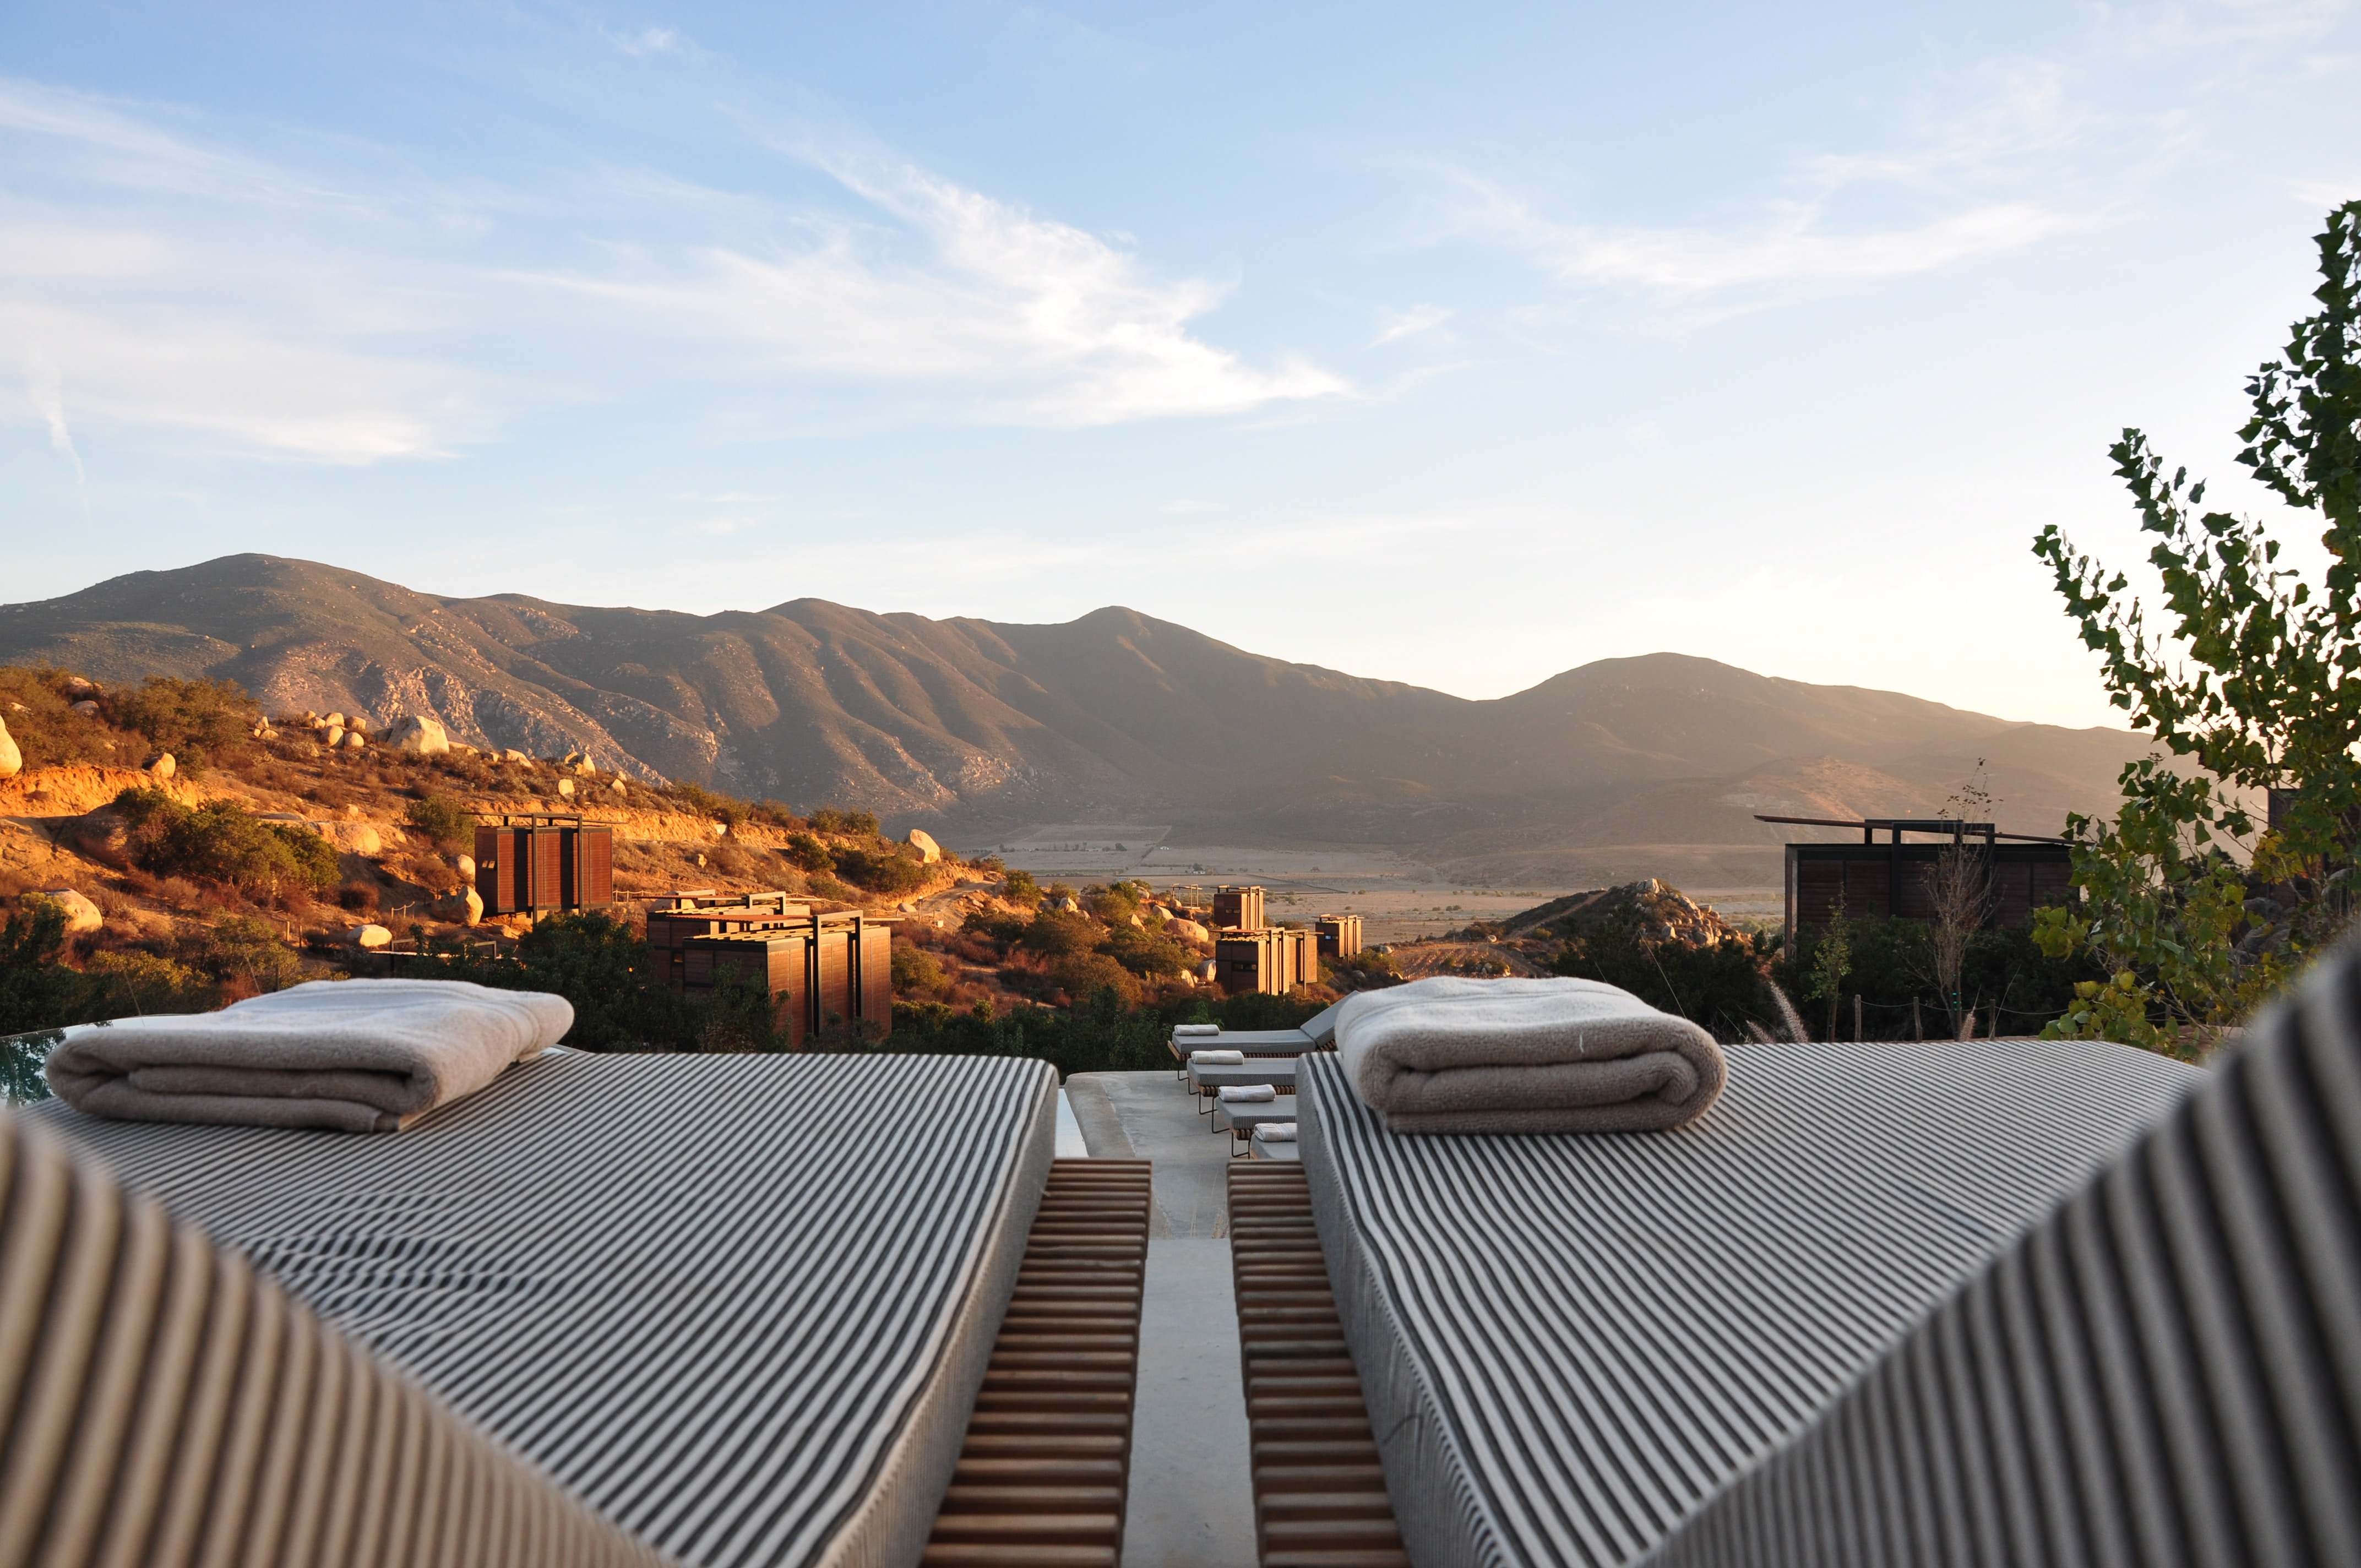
[323,712,347,730]
[907,829,942,864]
[348,923,393,950]
[556,778,575,799]
[346,715,371,734]
[61,676,100,698]
[70,700,100,718]
[611,779,627,796]
[64,809,131,868]
[501,749,529,763]
[455,853,476,878]
[323,725,345,748]
[148,753,176,780]
[387,715,451,755]
[1166,917,1211,945]
[340,730,367,750]
[434,887,485,927]
[26,888,104,935]
[0,716,18,780]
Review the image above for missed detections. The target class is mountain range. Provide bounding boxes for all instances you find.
[0,555,2152,885]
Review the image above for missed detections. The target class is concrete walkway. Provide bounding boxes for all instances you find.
[1067,1071,1258,1566]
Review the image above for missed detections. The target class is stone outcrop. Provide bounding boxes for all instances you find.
[348,923,393,950]
[148,753,176,780]
[387,715,451,754]
[1164,917,1211,945]
[1503,879,1746,950]
[907,829,942,863]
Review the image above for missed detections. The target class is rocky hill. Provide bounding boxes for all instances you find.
[0,554,2155,884]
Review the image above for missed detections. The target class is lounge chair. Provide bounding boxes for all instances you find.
[1248,1124,1301,1162]
[1213,1093,1298,1156]
[10,1052,1067,1568]
[1188,1060,1299,1113]
[1167,1002,1341,1074]
[1297,1022,2236,1566]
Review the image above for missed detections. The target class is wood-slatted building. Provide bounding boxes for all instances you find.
[1763,815,2074,948]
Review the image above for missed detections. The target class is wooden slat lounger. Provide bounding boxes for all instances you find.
[922,1157,1152,1568]
[1227,1162,1407,1568]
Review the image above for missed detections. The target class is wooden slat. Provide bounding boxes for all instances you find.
[1229,1163,1410,1568]
[923,1158,1152,1568]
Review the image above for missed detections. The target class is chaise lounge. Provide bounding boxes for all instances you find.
[6,1048,1103,1568]
[1267,952,2361,1566]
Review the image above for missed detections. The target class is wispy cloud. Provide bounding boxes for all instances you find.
[541,153,1351,424]
[0,74,1345,462]
[23,350,83,480]
[1370,304,1452,347]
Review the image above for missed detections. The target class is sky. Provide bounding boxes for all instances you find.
[3,2,2357,729]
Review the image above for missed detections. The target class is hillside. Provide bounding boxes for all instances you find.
[0,555,2154,883]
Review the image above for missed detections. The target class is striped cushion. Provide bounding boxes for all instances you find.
[1298,1038,2200,1568]
[36,1051,1058,1568]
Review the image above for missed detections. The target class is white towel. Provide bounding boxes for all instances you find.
[1219,1084,1276,1103]
[45,979,574,1134]
[1173,1023,1222,1037]
[1190,1049,1246,1065]
[1257,1122,1298,1142]
[1334,976,1725,1134]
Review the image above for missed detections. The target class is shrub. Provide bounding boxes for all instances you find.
[668,780,745,829]
[1554,913,1778,1041]
[833,845,929,896]
[106,676,259,776]
[1102,926,1192,979]
[83,951,217,1016]
[809,805,880,837]
[1018,911,1101,957]
[1054,952,1139,1006]
[891,946,949,998]
[0,901,102,1035]
[782,832,835,873]
[1002,868,1042,907]
[406,792,474,848]
[0,666,143,769]
[1085,883,1145,923]
[187,916,306,993]
[110,788,342,897]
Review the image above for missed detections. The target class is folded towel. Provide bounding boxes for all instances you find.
[1173,1023,1222,1037]
[1190,1049,1246,1065]
[1257,1122,1298,1142]
[45,979,574,1134]
[1219,1084,1276,1103]
[1334,976,1725,1134]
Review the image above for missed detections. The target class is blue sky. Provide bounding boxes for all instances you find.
[4,2,2357,727]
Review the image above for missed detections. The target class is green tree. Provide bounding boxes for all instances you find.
[2032,200,2361,1054]
[1804,895,1853,1042]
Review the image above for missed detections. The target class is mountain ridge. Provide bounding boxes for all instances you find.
[0,554,2148,883]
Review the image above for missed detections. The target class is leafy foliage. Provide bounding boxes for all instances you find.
[808,805,880,836]
[111,787,341,896]
[831,844,929,895]
[405,791,474,848]
[1001,868,1042,907]
[2030,200,2361,1051]
[1773,914,2102,1041]
[0,901,102,1036]
[105,676,259,777]
[1552,912,1777,1041]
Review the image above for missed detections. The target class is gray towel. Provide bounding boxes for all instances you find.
[45,978,573,1133]
[1334,976,1725,1134]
